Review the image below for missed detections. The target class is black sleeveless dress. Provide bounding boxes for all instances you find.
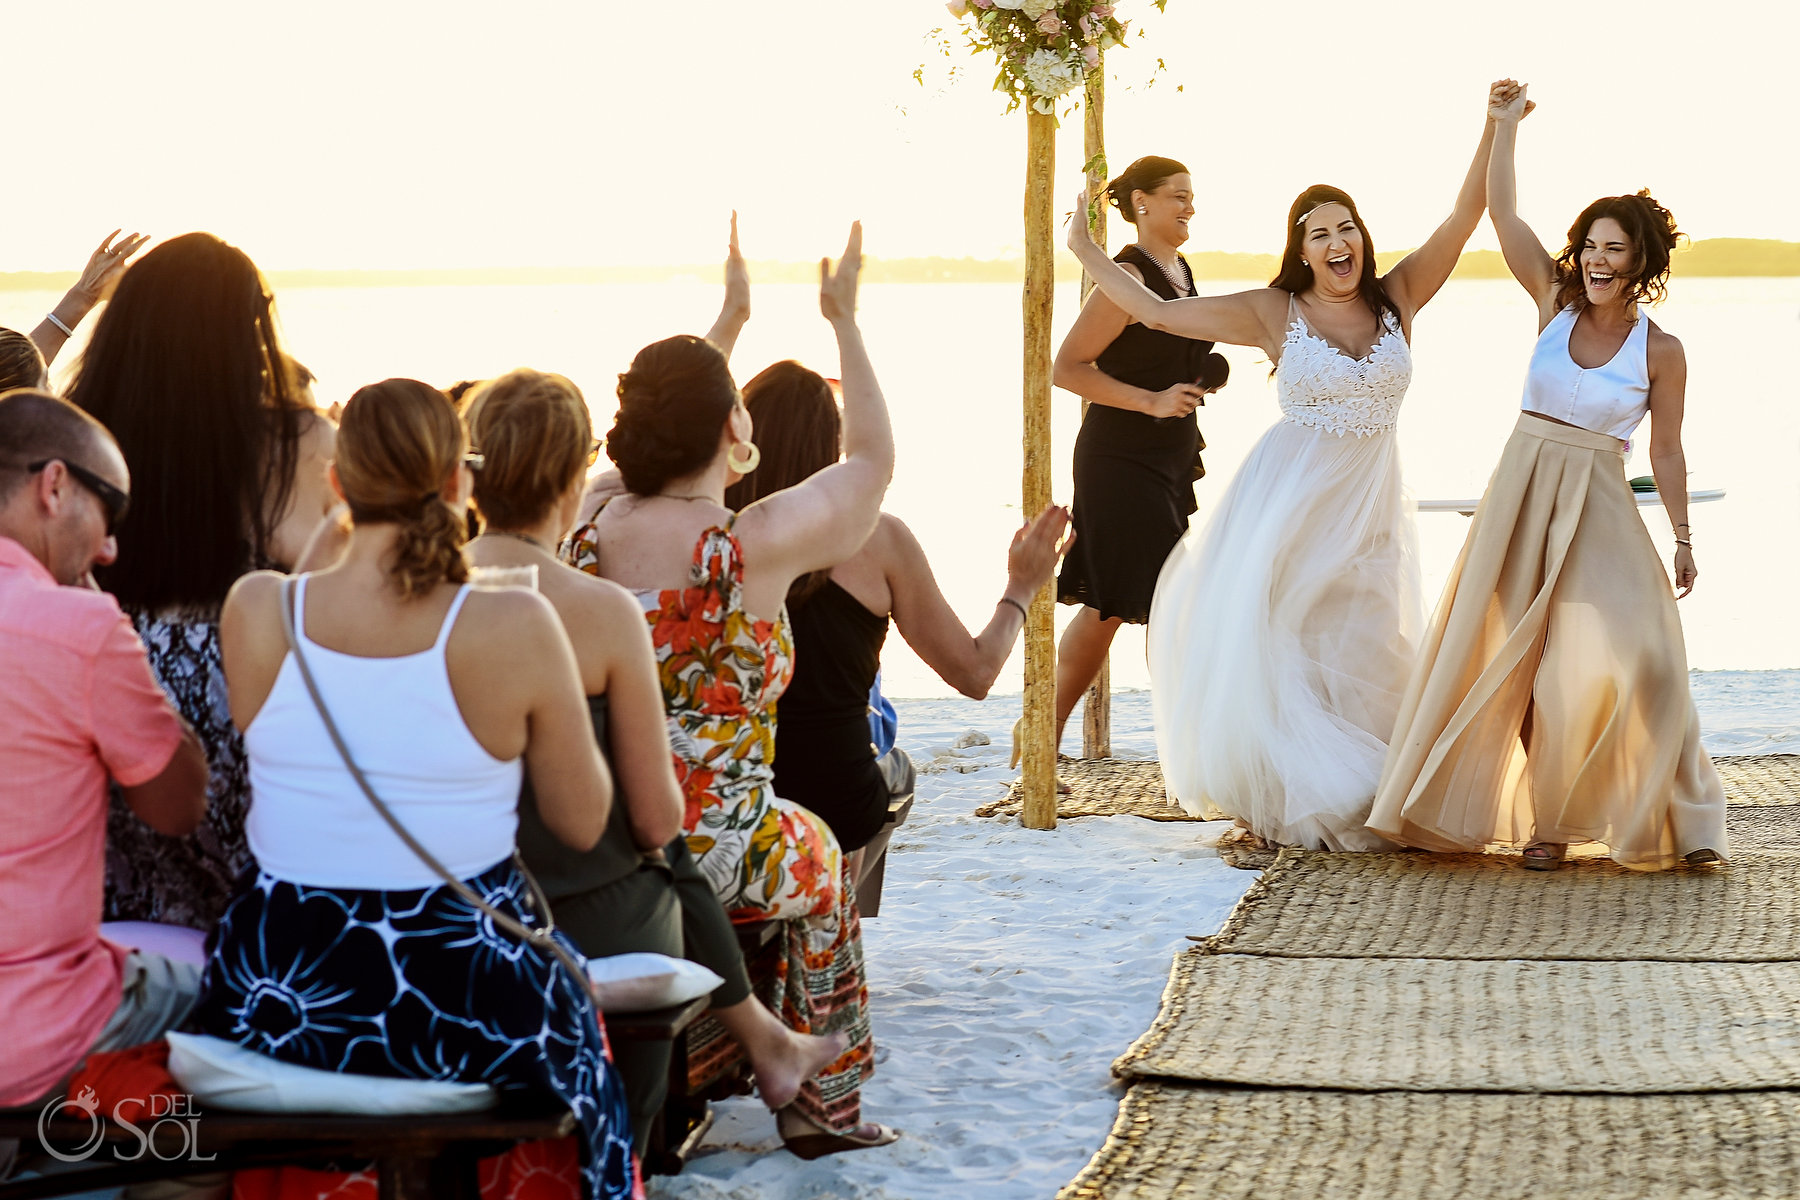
[771,580,892,853]
[1056,245,1216,623]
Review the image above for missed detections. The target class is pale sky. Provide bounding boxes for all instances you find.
[5,0,1792,272]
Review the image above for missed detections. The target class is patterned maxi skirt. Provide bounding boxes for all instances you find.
[1367,414,1728,869]
[191,860,638,1200]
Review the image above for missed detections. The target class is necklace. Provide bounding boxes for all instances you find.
[654,492,719,504]
[1134,245,1193,297]
[478,530,550,552]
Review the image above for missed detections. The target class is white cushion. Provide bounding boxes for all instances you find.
[165,1032,498,1114]
[100,922,208,968]
[586,953,723,1013]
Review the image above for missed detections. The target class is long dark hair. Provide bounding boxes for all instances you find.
[1553,190,1681,313]
[68,233,307,612]
[1268,185,1398,323]
[723,360,842,604]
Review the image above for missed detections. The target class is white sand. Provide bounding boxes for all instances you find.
[651,675,1800,1198]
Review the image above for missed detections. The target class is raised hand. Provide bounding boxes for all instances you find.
[1488,79,1534,124]
[1005,504,1075,596]
[722,210,750,323]
[1067,189,1102,254]
[70,230,150,306]
[819,222,862,325]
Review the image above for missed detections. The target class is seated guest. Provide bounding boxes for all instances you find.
[0,390,208,1111]
[563,226,899,1157]
[24,231,150,372]
[465,368,849,1152]
[190,378,636,1200]
[725,368,1070,857]
[0,329,48,393]
[68,232,336,930]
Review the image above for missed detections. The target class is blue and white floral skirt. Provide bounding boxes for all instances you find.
[192,860,637,1200]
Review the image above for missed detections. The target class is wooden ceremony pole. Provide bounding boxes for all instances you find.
[1020,107,1058,830]
[1078,64,1112,761]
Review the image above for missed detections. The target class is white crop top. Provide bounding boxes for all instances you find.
[245,576,522,889]
[1520,306,1652,441]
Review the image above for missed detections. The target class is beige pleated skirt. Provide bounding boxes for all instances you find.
[1367,413,1727,870]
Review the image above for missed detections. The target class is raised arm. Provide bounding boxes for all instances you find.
[737,223,894,578]
[703,211,751,361]
[1485,82,1559,325]
[1382,84,1509,317]
[30,231,149,366]
[1053,272,1206,419]
[1645,326,1696,598]
[884,506,1071,700]
[1065,199,1284,353]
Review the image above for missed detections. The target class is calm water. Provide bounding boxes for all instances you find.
[9,277,1797,700]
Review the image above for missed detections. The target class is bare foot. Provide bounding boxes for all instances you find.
[750,1028,850,1111]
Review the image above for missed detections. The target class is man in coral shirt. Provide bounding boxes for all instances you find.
[0,390,208,1112]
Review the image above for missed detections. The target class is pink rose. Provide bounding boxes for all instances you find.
[1092,3,1114,16]
[1082,43,1100,68]
[1037,12,1062,34]
[973,0,994,7]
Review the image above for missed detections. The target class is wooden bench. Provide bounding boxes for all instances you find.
[603,996,711,1177]
[0,1096,574,1200]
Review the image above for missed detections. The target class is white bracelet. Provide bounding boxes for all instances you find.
[45,312,77,338]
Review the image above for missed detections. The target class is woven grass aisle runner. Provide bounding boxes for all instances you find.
[1059,755,1800,1200]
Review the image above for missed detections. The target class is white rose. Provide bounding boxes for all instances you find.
[1020,46,1082,100]
[945,0,969,14]
[992,0,1026,9]
[1020,0,1055,17]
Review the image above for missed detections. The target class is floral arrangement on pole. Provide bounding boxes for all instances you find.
[943,0,1147,116]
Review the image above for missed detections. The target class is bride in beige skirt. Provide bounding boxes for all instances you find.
[1366,82,1727,871]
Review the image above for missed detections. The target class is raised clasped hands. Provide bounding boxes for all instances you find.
[71,229,150,308]
[819,222,863,325]
[1488,78,1535,124]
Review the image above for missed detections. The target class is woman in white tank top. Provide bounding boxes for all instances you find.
[1369,83,1727,871]
[189,378,639,1200]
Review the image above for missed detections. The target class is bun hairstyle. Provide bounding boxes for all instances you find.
[464,368,593,530]
[606,334,739,496]
[0,327,47,393]
[1104,156,1190,226]
[1269,184,1399,323]
[1554,190,1682,312]
[334,378,471,599]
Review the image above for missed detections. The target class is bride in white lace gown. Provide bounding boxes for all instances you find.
[1066,83,1521,850]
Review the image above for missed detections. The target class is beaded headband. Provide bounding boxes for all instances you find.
[1295,200,1350,228]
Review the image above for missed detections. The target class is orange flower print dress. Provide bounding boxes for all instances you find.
[564,515,874,1133]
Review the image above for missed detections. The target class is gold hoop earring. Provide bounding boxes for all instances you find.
[727,441,761,474]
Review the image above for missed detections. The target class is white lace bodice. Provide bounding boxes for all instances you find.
[1275,299,1413,438]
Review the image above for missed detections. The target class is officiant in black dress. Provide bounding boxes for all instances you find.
[1048,155,1227,753]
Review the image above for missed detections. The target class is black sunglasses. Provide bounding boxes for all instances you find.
[28,459,131,535]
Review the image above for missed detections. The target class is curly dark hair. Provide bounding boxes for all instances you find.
[606,335,739,495]
[1553,190,1682,312]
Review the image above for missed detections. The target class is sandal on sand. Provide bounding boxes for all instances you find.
[1685,848,1724,867]
[782,1120,902,1161]
[1520,843,1567,871]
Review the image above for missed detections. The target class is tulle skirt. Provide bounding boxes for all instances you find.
[1366,414,1727,870]
[1150,416,1421,850]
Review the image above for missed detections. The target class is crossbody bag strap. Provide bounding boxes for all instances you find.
[278,578,588,987]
